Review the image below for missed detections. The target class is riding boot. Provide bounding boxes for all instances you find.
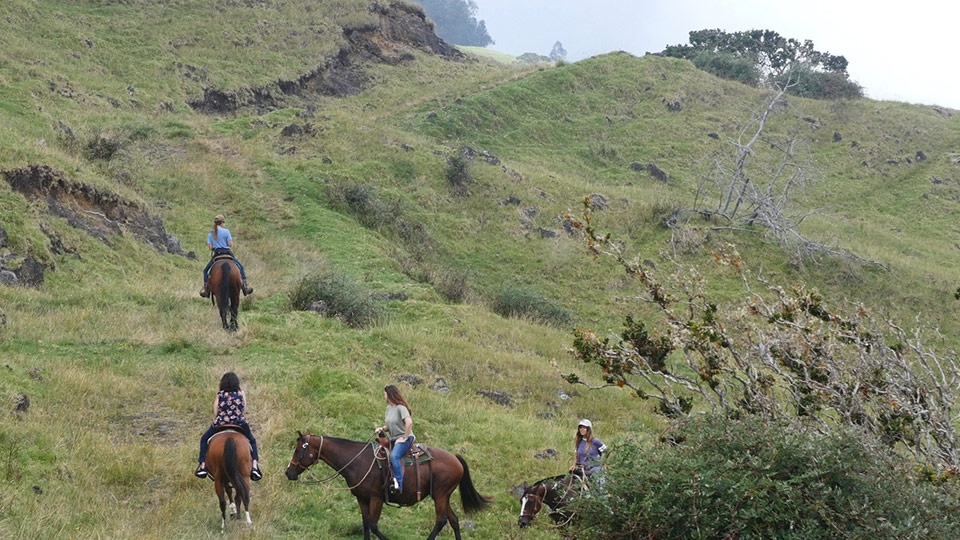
[242,281,254,296]
[199,283,210,298]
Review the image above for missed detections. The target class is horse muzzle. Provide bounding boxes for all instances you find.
[284,467,301,481]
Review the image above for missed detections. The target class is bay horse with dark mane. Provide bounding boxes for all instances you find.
[285,431,491,540]
[206,430,253,532]
[206,256,242,331]
[517,473,586,528]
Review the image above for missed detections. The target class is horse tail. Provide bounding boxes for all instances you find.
[218,262,231,312]
[223,437,250,511]
[455,454,491,514]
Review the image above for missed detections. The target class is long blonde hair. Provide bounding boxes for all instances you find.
[211,214,225,241]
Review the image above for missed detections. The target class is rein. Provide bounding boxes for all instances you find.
[294,436,380,490]
[520,476,584,528]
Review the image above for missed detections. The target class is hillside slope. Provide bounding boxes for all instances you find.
[2,1,960,538]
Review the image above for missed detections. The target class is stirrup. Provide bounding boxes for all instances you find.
[199,287,210,298]
[195,464,208,478]
[242,282,253,296]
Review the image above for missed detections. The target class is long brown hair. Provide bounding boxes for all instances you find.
[575,424,594,450]
[384,384,412,414]
[211,214,225,241]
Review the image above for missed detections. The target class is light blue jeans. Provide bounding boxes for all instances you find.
[390,436,415,486]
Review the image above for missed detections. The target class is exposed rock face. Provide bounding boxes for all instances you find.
[1,164,193,287]
[189,1,464,114]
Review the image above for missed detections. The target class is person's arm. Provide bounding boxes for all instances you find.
[398,416,412,442]
[227,239,234,248]
[212,394,220,417]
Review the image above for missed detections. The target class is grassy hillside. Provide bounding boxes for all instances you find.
[2,1,960,538]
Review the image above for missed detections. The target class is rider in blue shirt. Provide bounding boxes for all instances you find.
[200,214,253,297]
[570,419,607,478]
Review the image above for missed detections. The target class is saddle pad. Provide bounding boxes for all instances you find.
[403,444,433,466]
[207,428,243,445]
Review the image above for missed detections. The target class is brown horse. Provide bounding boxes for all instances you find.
[206,431,253,532]
[517,473,585,528]
[206,257,242,331]
[285,431,491,540]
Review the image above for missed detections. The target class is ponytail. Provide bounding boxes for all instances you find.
[211,215,225,241]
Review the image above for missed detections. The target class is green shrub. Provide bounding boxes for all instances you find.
[492,285,572,327]
[778,66,864,100]
[691,51,759,87]
[445,154,472,195]
[572,414,960,539]
[325,181,432,252]
[289,271,385,328]
[429,266,472,303]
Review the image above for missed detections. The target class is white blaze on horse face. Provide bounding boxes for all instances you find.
[519,495,529,517]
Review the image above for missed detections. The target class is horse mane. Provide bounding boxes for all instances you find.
[531,473,569,489]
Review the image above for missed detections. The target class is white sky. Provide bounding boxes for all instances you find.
[475,0,959,109]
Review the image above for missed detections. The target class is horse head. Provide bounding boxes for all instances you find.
[285,431,318,480]
[518,482,546,528]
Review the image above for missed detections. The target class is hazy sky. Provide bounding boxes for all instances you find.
[475,0,960,109]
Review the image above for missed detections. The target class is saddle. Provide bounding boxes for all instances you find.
[212,252,236,263]
[374,436,434,503]
[207,425,250,449]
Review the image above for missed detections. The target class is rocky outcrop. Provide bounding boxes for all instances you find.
[189,2,464,114]
[1,165,193,287]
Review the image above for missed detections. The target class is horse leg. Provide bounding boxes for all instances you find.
[215,479,227,533]
[226,481,237,518]
[445,504,461,540]
[220,304,229,331]
[358,497,389,540]
[427,495,453,540]
[230,303,238,331]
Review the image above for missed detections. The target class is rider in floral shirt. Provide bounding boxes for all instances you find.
[194,371,262,480]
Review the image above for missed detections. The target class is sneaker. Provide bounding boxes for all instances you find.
[242,283,254,296]
[390,478,400,492]
[199,288,210,298]
[251,467,263,481]
[194,464,208,478]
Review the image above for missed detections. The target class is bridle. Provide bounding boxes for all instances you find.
[518,483,546,524]
[288,434,323,475]
[289,434,381,489]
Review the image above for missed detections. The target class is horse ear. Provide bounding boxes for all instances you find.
[297,430,303,438]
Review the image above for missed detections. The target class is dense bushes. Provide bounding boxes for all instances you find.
[492,285,572,327]
[571,414,960,539]
[289,271,384,328]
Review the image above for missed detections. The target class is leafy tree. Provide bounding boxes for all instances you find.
[663,29,862,100]
[562,203,960,471]
[411,0,493,47]
[549,41,566,62]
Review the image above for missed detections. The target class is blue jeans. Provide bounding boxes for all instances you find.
[199,423,259,463]
[390,436,414,486]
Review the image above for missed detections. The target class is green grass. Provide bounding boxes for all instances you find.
[2,1,960,538]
